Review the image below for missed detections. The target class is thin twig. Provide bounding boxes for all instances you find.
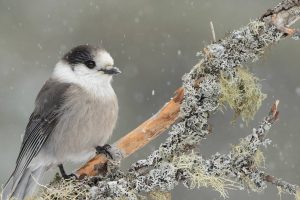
[210,21,216,42]
[263,173,298,195]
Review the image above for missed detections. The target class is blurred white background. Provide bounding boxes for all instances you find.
[0,0,299,199]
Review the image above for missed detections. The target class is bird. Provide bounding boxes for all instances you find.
[2,44,121,200]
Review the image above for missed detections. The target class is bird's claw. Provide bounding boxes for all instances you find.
[96,144,113,159]
[58,164,77,180]
[62,173,77,180]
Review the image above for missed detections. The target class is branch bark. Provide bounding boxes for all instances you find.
[75,0,300,179]
[263,173,298,195]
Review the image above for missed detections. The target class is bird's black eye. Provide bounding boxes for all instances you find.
[84,60,96,69]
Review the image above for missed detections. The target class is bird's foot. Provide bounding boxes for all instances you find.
[96,144,122,176]
[58,164,77,180]
[62,173,77,180]
[95,144,113,159]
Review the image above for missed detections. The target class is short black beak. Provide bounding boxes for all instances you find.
[99,67,121,75]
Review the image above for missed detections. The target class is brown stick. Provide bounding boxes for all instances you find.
[75,87,184,178]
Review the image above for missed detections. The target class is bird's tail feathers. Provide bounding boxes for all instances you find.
[1,167,46,200]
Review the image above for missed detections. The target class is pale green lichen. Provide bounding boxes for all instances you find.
[253,149,266,168]
[241,176,264,193]
[231,139,266,168]
[296,189,300,200]
[172,153,241,198]
[277,186,283,200]
[220,67,266,123]
[37,174,90,200]
[147,191,171,200]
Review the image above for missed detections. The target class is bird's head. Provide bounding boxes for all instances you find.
[63,45,121,76]
[53,45,121,86]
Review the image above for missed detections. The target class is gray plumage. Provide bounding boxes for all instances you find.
[2,45,119,200]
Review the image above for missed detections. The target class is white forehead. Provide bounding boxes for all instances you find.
[95,50,114,67]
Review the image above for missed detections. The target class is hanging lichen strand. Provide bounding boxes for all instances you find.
[219,67,266,123]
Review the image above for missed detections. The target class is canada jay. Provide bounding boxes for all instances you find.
[2,45,120,200]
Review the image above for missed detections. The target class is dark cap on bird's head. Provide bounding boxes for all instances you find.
[62,45,121,75]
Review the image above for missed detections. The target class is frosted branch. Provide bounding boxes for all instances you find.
[40,1,300,199]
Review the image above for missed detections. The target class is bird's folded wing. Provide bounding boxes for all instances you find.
[8,79,71,188]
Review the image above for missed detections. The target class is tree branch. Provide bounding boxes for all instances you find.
[263,173,298,195]
[75,0,300,180]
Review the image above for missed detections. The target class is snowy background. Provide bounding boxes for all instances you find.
[0,0,299,199]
